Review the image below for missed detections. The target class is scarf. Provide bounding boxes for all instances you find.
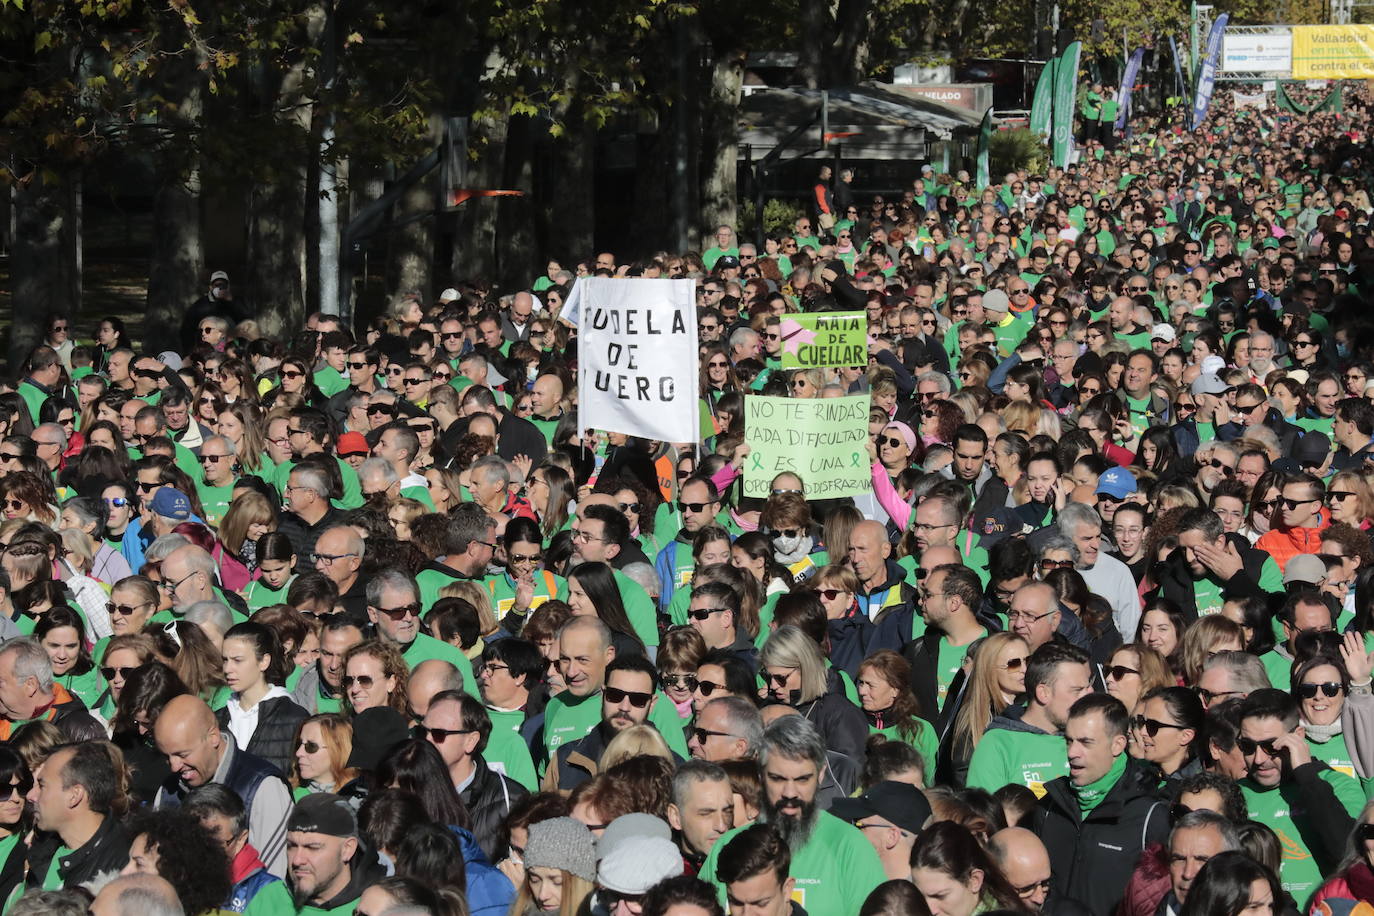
[729,507,758,533]
[1303,716,1343,743]
[773,535,814,566]
[1347,861,1374,903]
[1073,752,1127,815]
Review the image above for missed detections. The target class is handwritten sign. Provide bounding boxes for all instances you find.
[743,395,872,499]
[779,312,867,369]
[571,278,699,444]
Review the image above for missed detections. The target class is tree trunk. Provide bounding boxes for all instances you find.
[145,69,204,355]
[796,0,828,89]
[10,175,79,374]
[541,118,594,269]
[827,0,874,84]
[244,4,325,340]
[495,112,538,291]
[451,107,507,282]
[389,117,440,300]
[699,48,746,238]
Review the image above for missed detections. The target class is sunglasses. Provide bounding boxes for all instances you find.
[1281,497,1318,510]
[662,674,698,690]
[2,778,32,799]
[3,499,26,511]
[999,657,1026,670]
[342,675,377,689]
[694,679,725,696]
[100,665,143,681]
[1104,665,1139,681]
[199,454,229,464]
[1209,459,1235,476]
[1131,715,1186,737]
[1038,559,1074,571]
[348,361,370,370]
[106,602,150,617]
[678,501,712,513]
[385,367,404,376]
[879,435,906,449]
[509,552,542,564]
[811,588,843,601]
[416,725,476,742]
[1298,681,1343,699]
[298,740,323,754]
[688,606,729,621]
[104,497,130,508]
[691,726,734,745]
[1236,736,1283,757]
[373,602,420,621]
[1328,491,1357,503]
[765,670,797,687]
[367,404,397,416]
[403,377,427,386]
[280,369,303,379]
[604,686,653,707]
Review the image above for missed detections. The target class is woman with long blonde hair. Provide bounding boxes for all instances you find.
[946,632,1028,785]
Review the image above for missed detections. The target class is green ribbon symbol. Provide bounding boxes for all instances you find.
[850,452,862,467]
[750,454,764,471]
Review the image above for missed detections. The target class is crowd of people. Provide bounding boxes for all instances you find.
[0,87,1371,916]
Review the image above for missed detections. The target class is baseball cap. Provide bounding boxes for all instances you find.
[1190,374,1230,397]
[1294,431,1332,468]
[336,431,370,457]
[1200,355,1227,375]
[149,488,191,521]
[716,256,740,270]
[438,287,461,303]
[1283,553,1327,588]
[831,781,933,836]
[1150,324,1176,343]
[1096,468,1138,500]
[209,270,230,284]
[287,793,357,838]
[982,289,1010,314]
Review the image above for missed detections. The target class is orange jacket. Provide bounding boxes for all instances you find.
[1255,513,1331,572]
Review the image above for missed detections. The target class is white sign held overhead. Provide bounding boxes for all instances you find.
[570,278,700,445]
[1220,31,1293,73]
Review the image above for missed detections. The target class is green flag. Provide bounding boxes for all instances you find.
[976,107,993,188]
[1051,41,1081,168]
[1030,57,1055,137]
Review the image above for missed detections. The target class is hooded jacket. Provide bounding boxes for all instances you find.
[1152,530,1274,621]
[454,826,518,916]
[1031,759,1170,916]
[796,668,871,767]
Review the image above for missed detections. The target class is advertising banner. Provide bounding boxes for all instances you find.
[1221,31,1293,73]
[1190,14,1230,130]
[1293,25,1374,79]
[1051,41,1080,167]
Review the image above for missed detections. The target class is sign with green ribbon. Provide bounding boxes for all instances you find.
[743,394,872,499]
[779,312,867,369]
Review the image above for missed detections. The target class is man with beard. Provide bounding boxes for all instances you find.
[700,716,885,916]
[242,794,383,916]
[544,655,672,792]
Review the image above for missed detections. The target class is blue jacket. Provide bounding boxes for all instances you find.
[452,826,516,916]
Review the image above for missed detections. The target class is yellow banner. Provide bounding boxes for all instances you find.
[1293,25,1374,79]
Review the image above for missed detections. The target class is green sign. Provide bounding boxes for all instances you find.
[779,312,867,369]
[743,394,872,499]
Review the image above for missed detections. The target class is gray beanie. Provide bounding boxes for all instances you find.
[982,288,1010,314]
[524,817,597,883]
[597,835,684,895]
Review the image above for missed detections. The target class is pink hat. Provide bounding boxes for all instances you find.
[884,421,917,453]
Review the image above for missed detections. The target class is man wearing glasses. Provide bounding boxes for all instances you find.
[544,655,665,792]
[324,345,381,429]
[367,567,474,685]
[195,435,238,527]
[1255,472,1331,576]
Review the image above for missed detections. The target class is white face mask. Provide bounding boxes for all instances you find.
[773,534,805,556]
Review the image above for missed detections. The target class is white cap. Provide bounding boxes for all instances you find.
[438,288,460,303]
[1150,324,1176,342]
[1200,355,1226,375]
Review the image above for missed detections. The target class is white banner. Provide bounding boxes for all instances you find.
[570,278,700,445]
[1232,90,1268,108]
[1221,31,1293,73]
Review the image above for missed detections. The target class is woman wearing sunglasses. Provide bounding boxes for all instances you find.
[759,623,867,765]
[1127,686,1204,783]
[288,712,356,800]
[945,632,1028,787]
[342,639,409,718]
[1103,644,1172,716]
[1293,649,1362,783]
[0,744,32,905]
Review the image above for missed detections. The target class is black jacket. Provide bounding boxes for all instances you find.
[216,695,310,777]
[277,505,348,574]
[1031,759,1170,916]
[796,670,870,767]
[27,815,131,892]
[828,606,909,681]
[1151,531,1272,622]
[461,754,530,862]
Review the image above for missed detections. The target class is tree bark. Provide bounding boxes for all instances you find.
[144,73,204,355]
[10,175,80,374]
[699,47,746,238]
[796,0,828,89]
[389,117,440,301]
[451,107,507,283]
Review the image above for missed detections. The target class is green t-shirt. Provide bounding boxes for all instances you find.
[700,811,886,916]
[196,481,235,528]
[966,726,1066,798]
[273,455,364,510]
[55,666,104,710]
[245,880,359,916]
[935,631,985,709]
[244,576,294,612]
[483,570,567,622]
[1193,577,1225,617]
[313,366,349,398]
[485,725,537,791]
[1241,772,1364,906]
[871,717,939,785]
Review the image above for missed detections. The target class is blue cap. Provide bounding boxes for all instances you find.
[1096,468,1137,500]
[149,487,191,521]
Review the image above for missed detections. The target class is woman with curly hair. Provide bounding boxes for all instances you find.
[123,807,233,916]
[342,639,410,718]
[856,650,938,781]
[919,399,964,448]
